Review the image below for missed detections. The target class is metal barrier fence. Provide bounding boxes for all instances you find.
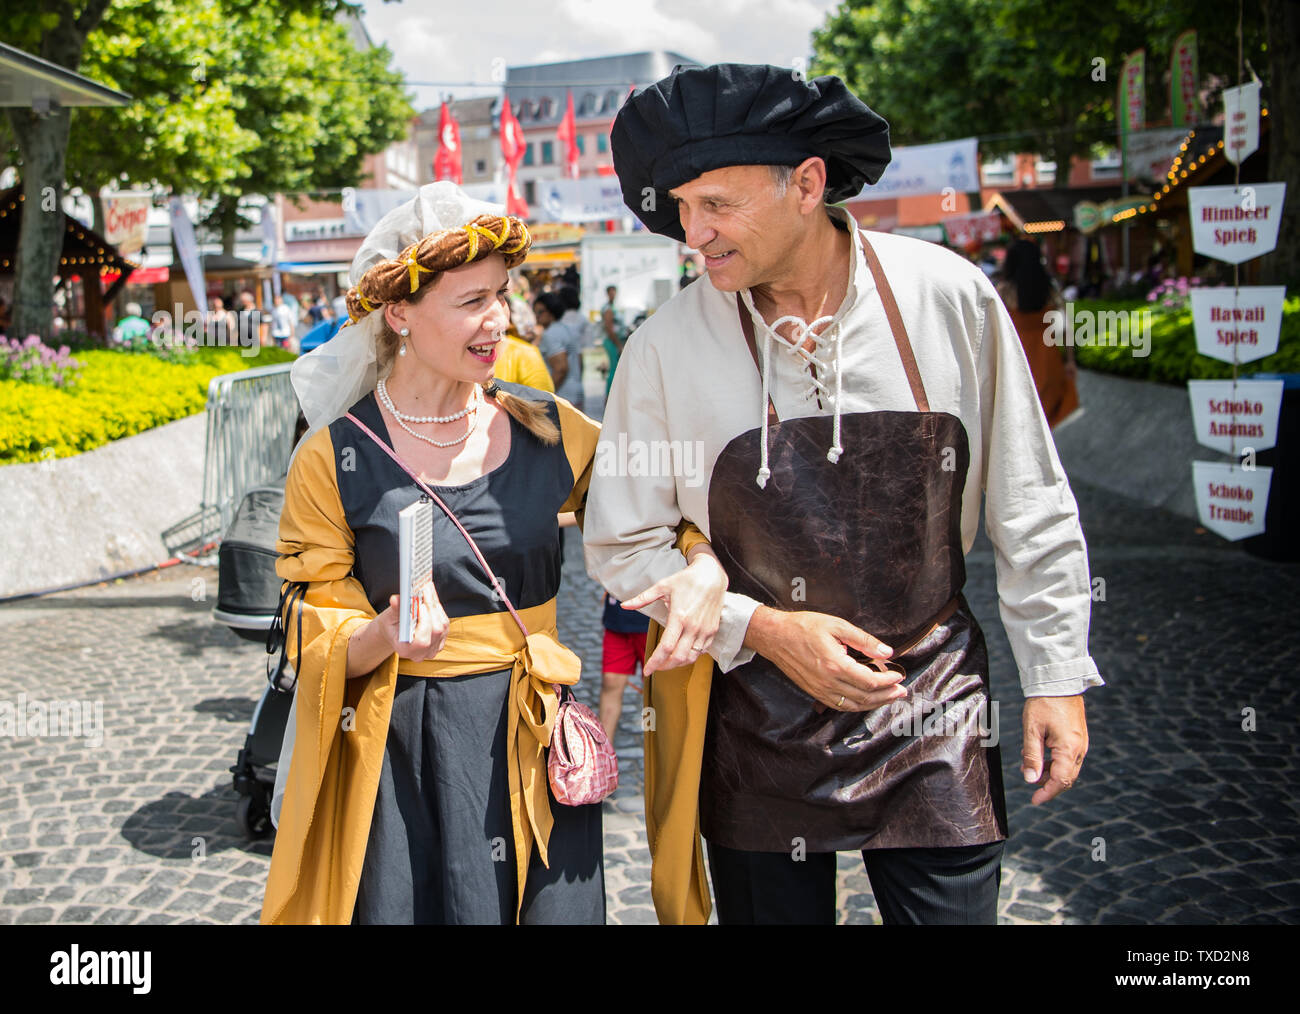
[163,362,299,557]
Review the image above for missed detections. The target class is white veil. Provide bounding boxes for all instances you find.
[289,181,507,438]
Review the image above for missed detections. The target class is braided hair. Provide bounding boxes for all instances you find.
[349,214,559,445]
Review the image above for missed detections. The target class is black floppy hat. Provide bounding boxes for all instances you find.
[611,63,891,241]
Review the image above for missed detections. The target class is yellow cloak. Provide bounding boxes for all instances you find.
[260,395,599,925]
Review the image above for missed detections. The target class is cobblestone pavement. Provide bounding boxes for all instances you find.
[1,474,1297,925]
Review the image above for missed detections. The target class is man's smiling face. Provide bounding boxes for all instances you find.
[668,164,808,293]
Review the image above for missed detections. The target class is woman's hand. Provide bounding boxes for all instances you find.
[346,583,448,677]
[622,546,729,675]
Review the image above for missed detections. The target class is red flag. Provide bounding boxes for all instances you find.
[557,89,580,180]
[498,98,530,218]
[433,101,462,183]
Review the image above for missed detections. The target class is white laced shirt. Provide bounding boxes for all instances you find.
[583,207,1104,699]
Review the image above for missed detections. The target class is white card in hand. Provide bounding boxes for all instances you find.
[398,496,434,642]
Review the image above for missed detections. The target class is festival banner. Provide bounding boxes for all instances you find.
[1170,30,1199,128]
[167,197,207,316]
[499,99,530,218]
[1118,50,1146,176]
[534,177,627,223]
[940,210,1001,247]
[433,101,463,183]
[556,89,580,180]
[850,137,979,199]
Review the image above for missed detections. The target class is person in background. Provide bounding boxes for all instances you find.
[236,289,265,347]
[271,293,296,350]
[494,322,556,393]
[111,301,152,347]
[306,293,326,326]
[559,284,589,348]
[535,289,584,412]
[597,589,652,741]
[997,237,1079,428]
[206,296,234,345]
[507,270,539,341]
[600,285,626,402]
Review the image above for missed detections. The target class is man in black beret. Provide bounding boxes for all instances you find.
[583,63,1101,925]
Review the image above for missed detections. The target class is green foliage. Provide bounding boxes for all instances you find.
[1072,297,1300,385]
[0,345,295,463]
[810,0,1267,172]
[68,0,412,209]
[2,1,411,212]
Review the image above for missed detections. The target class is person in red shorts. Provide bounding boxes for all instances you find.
[598,590,651,740]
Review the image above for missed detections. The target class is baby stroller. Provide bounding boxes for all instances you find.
[212,479,295,839]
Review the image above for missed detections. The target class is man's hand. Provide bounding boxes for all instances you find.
[1021,695,1088,805]
[622,550,728,675]
[743,605,906,712]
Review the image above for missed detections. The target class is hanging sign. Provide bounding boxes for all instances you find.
[1192,461,1273,541]
[1187,379,1284,453]
[1188,183,1286,264]
[1222,80,1261,165]
[1189,285,1287,363]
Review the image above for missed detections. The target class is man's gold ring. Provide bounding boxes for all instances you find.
[837,695,845,709]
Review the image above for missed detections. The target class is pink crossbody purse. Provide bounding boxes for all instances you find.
[345,410,619,807]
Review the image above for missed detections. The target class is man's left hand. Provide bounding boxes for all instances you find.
[1021,694,1088,806]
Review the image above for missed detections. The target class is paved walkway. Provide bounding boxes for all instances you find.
[2,396,1298,923]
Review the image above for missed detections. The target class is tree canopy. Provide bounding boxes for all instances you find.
[811,0,1269,181]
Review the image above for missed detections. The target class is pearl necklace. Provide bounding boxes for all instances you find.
[377,377,474,422]
[379,382,481,449]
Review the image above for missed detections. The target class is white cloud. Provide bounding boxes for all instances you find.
[354,0,841,108]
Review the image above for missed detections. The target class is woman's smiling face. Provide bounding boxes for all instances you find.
[385,253,512,382]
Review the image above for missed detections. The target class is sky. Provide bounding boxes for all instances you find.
[355,0,843,109]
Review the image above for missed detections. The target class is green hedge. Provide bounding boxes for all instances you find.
[0,346,296,465]
[1071,297,1300,385]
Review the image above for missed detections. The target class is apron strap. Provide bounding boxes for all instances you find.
[734,297,778,423]
[859,231,930,412]
[733,226,931,415]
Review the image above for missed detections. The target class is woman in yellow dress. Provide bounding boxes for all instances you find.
[259,183,727,924]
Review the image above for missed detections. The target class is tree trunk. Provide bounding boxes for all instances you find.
[4,0,113,340]
[213,195,239,257]
[1262,0,1299,287]
[1050,128,1075,190]
[4,106,72,341]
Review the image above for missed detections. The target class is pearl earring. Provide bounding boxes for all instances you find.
[398,326,409,356]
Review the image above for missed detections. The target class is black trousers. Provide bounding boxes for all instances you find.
[705,838,1005,925]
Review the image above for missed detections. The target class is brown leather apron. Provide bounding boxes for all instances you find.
[699,234,1008,853]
